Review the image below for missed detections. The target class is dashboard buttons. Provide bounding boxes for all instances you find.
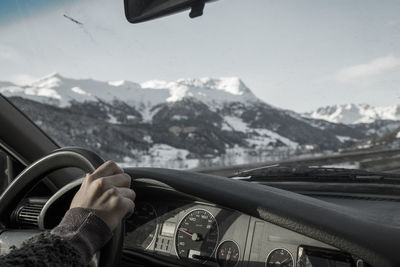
[155,236,173,253]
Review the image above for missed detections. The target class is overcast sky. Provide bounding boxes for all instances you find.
[1,0,400,112]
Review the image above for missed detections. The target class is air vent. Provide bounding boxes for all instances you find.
[13,198,48,228]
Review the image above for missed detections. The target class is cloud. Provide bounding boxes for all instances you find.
[332,56,400,86]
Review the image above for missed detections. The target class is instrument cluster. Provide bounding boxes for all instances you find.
[124,201,357,267]
[124,201,248,266]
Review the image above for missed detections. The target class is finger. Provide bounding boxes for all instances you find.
[79,173,94,193]
[97,187,118,203]
[99,173,131,189]
[79,173,90,186]
[90,161,124,179]
[120,197,135,218]
[116,187,136,202]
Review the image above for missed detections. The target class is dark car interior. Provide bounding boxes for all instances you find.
[1,1,400,267]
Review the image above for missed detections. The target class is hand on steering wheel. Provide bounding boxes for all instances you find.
[70,161,136,231]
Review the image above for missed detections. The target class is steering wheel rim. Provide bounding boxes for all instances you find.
[0,147,123,267]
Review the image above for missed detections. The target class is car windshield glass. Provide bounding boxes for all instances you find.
[1,0,400,173]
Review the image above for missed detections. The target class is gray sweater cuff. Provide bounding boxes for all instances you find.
[51,207,113,265]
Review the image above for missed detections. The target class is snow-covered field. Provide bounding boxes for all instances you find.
[118,144,301,170]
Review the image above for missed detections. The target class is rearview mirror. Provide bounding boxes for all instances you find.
[124,0,216,24]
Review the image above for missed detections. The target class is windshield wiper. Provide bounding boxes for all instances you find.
[231,164,400,184]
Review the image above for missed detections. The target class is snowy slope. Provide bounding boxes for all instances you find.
[304,104,400,124]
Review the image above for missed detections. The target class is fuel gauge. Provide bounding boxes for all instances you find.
[216,240,240,267]
[266,248,294,267]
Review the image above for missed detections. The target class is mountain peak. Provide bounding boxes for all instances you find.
[305,103,400,124]
[34,72,64,81]
[199,77,251,96]
[174,77,252,96]
[141,77,259,104]
[30,72,70,90]
[142,77,251,94]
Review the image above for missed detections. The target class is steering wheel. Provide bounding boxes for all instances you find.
[0,147,123,267]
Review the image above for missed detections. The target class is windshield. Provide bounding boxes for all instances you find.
[1,0,400,171]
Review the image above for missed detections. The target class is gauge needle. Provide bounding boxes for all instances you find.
[281,258,292,265]
[226,248,231,261]
[179,228,201,241]
[179,228,193,237]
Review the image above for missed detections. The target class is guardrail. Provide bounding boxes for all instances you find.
[192,148,400,176]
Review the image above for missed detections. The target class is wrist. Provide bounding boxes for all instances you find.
[51,207,113,265]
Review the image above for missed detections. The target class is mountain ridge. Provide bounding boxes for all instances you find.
[0,73,261,110]
[2,74,400,168]
[304,103,400,124]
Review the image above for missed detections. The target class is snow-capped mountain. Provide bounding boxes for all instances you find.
[305,104,400,124]
[0,73,260,109]
[1,74,397,169]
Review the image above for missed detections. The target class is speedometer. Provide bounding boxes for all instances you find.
[175,209,219,263]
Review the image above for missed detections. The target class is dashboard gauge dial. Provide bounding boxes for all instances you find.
[175,209,219,263]
[266,248,294,267]
[216,241,240,267]
[125,202,157,249]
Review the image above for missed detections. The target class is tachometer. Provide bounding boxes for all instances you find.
[175,209,219,263]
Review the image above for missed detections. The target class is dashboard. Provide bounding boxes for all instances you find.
[122,184,361,267]
[5,178,372,267]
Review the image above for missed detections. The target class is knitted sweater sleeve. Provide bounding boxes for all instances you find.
[0,207,113,267]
